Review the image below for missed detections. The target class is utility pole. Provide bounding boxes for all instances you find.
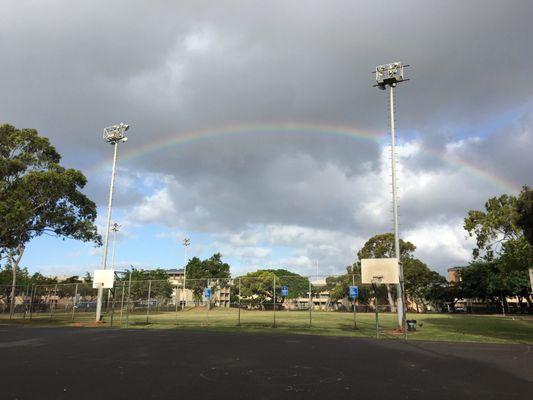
[182,237,190,310]
[96,123,129,322]
[374,62,409,332]
[110,223,120,270]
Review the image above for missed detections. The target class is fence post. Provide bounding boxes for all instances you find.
[373,283,379,339]
[237,278,241,326]
[146,280,152,324]
[106,289,111,314]
[23,284,30,320]
[273,275,277,328]
[49,284,58,321]
[175,284,179,325]
[71,283,78,322]
[120,282,126,326]
[308,279,312,328]
[29,285,35,320]
[110,285,116,327]
[126,272,132,328]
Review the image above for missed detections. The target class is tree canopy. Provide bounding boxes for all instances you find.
[237,269,309,308]
[0,124,101,253]
[1,124,101,314]
[464,189,533,271]
[185,253,231,301]
[516,186,533,246]
[121,268,173,301]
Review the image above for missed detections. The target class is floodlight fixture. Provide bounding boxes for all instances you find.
[103,123,129,143]
[374,62,409,90]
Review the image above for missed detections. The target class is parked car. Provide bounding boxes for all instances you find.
[74,301,97,311]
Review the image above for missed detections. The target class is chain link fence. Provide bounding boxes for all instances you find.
[0,275,406,335]
[1,275,409,338]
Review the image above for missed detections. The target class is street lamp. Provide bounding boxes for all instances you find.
[374,62,409,333]
[96,123,129,322]
[182,237,190,310]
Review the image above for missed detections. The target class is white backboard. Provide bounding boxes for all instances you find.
[93,270,115,289]
[361,258,399,284]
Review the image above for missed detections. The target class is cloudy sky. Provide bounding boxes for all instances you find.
[1,0,532,277]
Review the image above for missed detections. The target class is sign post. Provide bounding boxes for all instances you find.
[204,287,211,326]
[281,285,288,312]
[349,280,358,330]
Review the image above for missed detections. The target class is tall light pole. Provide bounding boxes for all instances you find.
[110,222,121,270]
[182,237,190,310]
[96,123,129,322]
[374,62,409,332]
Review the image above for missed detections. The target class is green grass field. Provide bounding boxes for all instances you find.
[3,307,532,344]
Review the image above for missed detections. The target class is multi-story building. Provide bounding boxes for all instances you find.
[165,269,231,307]
[447,266,464,284]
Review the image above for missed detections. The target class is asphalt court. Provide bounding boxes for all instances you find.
[0,326,531,399]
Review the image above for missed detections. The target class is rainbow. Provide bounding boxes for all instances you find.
[88,122,522,194]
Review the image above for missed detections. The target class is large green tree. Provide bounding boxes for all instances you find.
[185,253,231,302]
[460,261,531,313]
[122,268,173,303]
[464,190,533,272]
[237,269,309,309]
[0,124,100,315]
[516,186,533,245]
[402,258,447,312]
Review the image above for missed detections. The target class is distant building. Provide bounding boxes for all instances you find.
[165,268,230,307]
[447,266,464,284]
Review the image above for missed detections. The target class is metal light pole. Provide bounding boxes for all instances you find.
[182,237,190,310]
[374,62,409,332]
[110,223,121,270]
[96,123,129,322]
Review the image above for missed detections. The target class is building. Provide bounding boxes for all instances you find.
[447,266,464,284]
[165,269,231,307]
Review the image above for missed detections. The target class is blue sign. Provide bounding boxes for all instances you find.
[204,287,212,299]
[281,286,289,297]
[349,286,359,299]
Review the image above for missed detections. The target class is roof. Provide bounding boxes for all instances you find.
[166,268,184,274]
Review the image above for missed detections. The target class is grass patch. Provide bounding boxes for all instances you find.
[2,309,532,344]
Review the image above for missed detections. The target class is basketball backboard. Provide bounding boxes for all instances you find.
[361,258,399,284]
[93,269,115,289]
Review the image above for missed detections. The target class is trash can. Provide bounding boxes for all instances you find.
[406,320,417,331]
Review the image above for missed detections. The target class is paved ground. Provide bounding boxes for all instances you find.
[0,326,531,399]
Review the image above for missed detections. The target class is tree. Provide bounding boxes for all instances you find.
[237,269,309,309]
[0,124,101,315]
[402,258,446,312]
[516,186,533,246]
[355,233,416,310]
[120,268,173,302]
[460,261,531,314]
[185,253,231,303]
[464,191,533,272]
[426,281,465,312]
[325,268,373,309]
[464,194,521,260]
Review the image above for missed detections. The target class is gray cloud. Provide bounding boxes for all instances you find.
[1,0,532,272]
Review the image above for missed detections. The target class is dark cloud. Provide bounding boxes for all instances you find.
[1,0,532,271]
